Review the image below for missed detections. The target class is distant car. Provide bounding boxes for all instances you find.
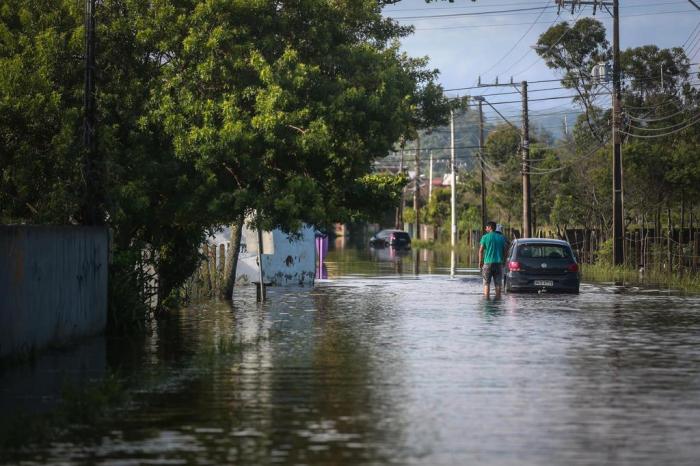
[369,229,411,249]
[504,239,580,293]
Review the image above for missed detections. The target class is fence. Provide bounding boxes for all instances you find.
[0,226,109,358]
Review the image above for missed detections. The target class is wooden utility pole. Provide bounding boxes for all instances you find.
[477,78,529,236]
[476,97,487,231]
[521,80,532,238]
[557,1,622,263]
[611,0,624,265]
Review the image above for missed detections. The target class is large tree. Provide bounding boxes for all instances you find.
[1,0,446,315]
[149,0,441,232]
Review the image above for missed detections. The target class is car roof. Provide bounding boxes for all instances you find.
[378,229,408,234]
[512,238,572,246]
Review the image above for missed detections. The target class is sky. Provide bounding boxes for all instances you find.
[381,0,700,124]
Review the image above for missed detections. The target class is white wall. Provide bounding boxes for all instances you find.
[237,224,316,286]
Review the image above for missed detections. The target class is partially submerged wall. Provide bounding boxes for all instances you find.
[238,225,316,286]
[0,226,109,358]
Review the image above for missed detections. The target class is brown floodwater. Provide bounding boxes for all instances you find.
[2,245,700,465]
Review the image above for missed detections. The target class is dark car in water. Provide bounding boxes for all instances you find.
[504,239,580,293]
[369,229,411,249]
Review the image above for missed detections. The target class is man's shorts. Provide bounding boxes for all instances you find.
[482,263,503,287]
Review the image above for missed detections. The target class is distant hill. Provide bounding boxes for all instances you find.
[373,108,582,178]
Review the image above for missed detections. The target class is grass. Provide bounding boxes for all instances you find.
[582,263,700,293]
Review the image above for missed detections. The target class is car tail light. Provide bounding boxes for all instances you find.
[567,263,579,272]
[508,261,521,272]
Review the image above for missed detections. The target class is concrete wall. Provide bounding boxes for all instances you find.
[0,226,109,358]
[238,224,316,286]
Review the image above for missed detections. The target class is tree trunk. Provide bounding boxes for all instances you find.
[221,212,245,300]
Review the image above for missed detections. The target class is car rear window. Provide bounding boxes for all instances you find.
[393,232,410,240]
[517,244,572,259]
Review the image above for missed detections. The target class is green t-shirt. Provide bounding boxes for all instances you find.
[480,232,506,264]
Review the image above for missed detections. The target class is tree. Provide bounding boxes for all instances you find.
[1,1,445,314]
[148,1,440,232]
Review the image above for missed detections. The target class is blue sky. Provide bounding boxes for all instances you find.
[382,0,700,122]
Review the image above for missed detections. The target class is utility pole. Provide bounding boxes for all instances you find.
[396,147,405,229]
[521,81,532,238]
[478,77,530,236]
[83,0,99,225]
[414,135,421,240]
[428,150,433,201]
[611,0,624,265]
[557,0,622,264]
[475,96,487,231]
[450,109,456,253]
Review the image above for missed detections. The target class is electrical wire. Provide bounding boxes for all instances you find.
[389,6,558,21]
[620,112,700,138]
[627,106,695,123]
[525,139,610,175]
[478,1,551,79]
[627,114,699,131]
[511,8,584,77]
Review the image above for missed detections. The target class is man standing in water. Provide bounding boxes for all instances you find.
[479,221,507,297]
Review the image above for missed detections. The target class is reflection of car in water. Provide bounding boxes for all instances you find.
[369,245,411,262]
[369,229,411,249]
[504,239,580,294]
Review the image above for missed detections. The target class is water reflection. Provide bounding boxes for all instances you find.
[3,249,700,465]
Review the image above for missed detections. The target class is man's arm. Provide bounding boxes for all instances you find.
[478,244,484,267]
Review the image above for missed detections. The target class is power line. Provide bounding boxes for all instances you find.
[478,1,551,79]
[393,7,699,23]
[390,6,558,21]
[627,113,699,131]
[621,112,700,137]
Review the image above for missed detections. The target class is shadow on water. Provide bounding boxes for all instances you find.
[3,244,700,465]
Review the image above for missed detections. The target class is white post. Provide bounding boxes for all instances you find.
[428,150,433,201]
[450,109,456,277]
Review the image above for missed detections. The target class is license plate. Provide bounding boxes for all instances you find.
[534,280,554,287]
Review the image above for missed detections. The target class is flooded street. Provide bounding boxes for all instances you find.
[4,246,700,465]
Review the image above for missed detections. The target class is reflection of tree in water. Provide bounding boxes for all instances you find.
[106,285,414,464]
[260,285,411,464]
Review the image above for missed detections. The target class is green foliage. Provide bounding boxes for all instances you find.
[535,17,610,111]
[425,188,451,227]
[0,0,84,223]
[1,1,441,316]
[149,0,432,233]
[347,172,408,224]
[402,206,416,225]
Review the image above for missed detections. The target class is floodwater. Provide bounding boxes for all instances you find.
[3,245,700,465]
